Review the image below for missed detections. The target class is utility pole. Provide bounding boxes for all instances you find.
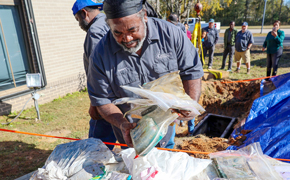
[261,0,267,34]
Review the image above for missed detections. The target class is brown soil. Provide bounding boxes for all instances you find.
[175,79,261,158]
[197,80,260,124]
[175,135,230,159]
[0,141,52,179]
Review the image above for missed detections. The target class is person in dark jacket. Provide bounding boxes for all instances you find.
[220,21,238,72]
[262,20,285,77]
[202,18,219,69]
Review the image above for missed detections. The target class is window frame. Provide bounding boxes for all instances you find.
[0,0,47,100]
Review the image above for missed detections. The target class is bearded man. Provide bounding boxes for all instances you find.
[87,0,204,148]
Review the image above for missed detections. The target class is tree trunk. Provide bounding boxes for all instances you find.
[279,0,284,20]
[155,0,160,14]
[180,0,193,20]
[244,0,250,21]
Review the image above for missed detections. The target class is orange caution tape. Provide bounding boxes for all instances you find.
[0,128,289,162]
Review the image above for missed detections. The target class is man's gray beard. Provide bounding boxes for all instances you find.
[117,19,147,54]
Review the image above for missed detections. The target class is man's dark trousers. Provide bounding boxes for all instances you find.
[221,45,235,70]
[203,45,215,67]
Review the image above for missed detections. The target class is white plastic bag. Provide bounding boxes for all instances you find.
[30,138,119,180]
[120,148,212,180]
[34,161,67,180]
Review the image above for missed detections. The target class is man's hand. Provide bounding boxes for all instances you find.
[262,47,266,51]
[171,109,196,121]
[89,104,101,120]
[120,122,137,147]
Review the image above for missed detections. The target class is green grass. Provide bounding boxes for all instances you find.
[0,91,91,179]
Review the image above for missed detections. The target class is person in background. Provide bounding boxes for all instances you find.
[234,22,254,74]
[72,0,116,149]
[184,23,192,40]
[167,12,186,34]
[220,21,237,72]
[202,18,219,69]
[262,20,285,77]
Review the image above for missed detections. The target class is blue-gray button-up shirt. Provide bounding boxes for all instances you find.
[235,30,254,52]
[176,22,186,34]
[87,17,204,115]
[83,13,109,76]
[202,26,219,48]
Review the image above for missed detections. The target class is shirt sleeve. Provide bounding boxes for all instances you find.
[263,33,269,48]
[275,30,285,44]
[87,47,116,107]
[224,29,227,47]
[235,31,238,43]
[173,27,204,81]
[87,27,106,59]
[214,29,219,45]
[248,32,254,44]
[83,53,88,76]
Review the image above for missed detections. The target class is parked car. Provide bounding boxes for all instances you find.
[185,18,221,33]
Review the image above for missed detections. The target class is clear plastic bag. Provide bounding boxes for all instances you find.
[113,71,205,117]
[113,71,205,157]
[209,142,284,180]
[130,106,179,157]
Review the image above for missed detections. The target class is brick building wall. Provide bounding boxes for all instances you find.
[0,0,87,115]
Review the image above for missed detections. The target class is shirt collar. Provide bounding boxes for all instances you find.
[111,17,159,54]
[89,13,105,28]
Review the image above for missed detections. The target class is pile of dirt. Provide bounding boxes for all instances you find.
[175,79,261,157]
[175,135,230,159]
[197,80,260,124]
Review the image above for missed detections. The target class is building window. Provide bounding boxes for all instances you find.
[0,0,46,97]
[0,4,31,91]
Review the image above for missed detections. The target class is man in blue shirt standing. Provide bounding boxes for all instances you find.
[234,22,254,74]
[72,0,116,149]
[202,19,219,69]
[87,0,204,148]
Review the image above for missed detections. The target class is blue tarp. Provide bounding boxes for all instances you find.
[227,73,290,160]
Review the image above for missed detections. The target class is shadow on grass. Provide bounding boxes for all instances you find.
[0,141,52,180]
